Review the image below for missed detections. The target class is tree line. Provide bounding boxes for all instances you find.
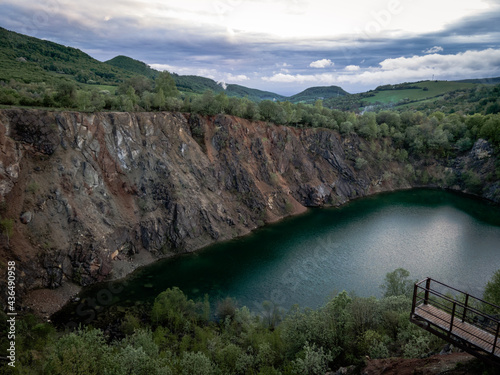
[2,268,499,374]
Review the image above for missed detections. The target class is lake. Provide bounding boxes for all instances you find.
[53,189,500,326]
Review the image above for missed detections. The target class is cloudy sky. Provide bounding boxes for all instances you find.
[1,0,500,95]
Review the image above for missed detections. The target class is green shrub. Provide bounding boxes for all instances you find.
[291,342,333,375]
[179,351,216,375]
[483,269,500,313]
[354,157,368,170]
[0,217,14,240]
[43,327,111,375]
[151,287,201,332]
[380,268,414,298]
[462,170,482,194]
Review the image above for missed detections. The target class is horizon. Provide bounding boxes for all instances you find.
[1,1,500,96]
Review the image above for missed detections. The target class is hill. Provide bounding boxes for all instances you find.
[0,27,133,86]
[171,74,224,94]
[363,81,478,105]
[325,79,500,112]
[226,84,287,102]
[105,55,159,79]
[288,85,348,103]
[0,27,345,104]
[1,26,498,114]
[454,77,500,84]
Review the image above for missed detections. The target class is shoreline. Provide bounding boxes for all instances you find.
[40,186,499,321]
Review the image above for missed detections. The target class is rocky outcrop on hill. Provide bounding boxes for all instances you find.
[0,109,497,310]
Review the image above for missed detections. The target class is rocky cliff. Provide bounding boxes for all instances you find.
[0,109,497,312]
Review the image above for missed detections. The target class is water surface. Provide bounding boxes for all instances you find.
[55,189,500,324]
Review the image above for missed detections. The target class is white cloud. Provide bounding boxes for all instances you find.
[423,46,444,54]
[149,64,249,84]
[225,73,249,82]
[309,59,334,68]
[262,48,500,90]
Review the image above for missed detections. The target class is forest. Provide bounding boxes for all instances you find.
[1,269,499,374]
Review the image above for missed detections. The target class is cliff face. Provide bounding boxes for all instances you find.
[0,109,496,309]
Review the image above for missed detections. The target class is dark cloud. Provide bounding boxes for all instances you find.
[1,1,499,94]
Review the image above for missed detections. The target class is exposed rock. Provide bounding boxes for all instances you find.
[362,352,479,375]
[20,211,33,224]
[471,138,493,160]
[0,109,497,313]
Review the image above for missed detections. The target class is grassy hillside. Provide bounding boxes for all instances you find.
[0,27,345,104]
[455,77,500,84]
[1,26,498,115]
[363,81,478,105]
[288,85,348,104]
[106,55,159,79]
[325,79,499,112]
[226,84,287,102]
[0,27,133,85]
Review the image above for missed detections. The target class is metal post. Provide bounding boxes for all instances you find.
[462,293,469,323]
[493,321,500,355]
[424,278,431,305]
[450,302,456,333]
[411,283,418,315]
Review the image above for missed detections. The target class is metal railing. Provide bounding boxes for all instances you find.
[411,278,500,358]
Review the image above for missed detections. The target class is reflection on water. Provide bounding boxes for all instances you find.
[54,189,500,325]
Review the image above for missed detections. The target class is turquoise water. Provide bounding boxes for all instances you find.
[54,189,500,325]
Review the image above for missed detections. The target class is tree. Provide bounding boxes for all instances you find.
[155,71,178,98]
[258,100,286,124]
[179,352,216,375]
[479,115,500,146]
[118,76,153,95]
[358,112,379,139]
[126,85,139,107]
[153,88,166,110]
[44,327,111,375]
[151,287,200,332]
[54,81,77,108]
[291,342,333,375]
[380,268,414,298]
[483,269,500,312]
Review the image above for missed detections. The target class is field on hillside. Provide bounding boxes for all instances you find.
[363,81,478,105]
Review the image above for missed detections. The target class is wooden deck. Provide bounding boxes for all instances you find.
[410,278,500,366]
[414,304,500,357]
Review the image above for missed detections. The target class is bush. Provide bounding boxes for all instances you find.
[291,342,333,375]
[216,297,237,321]
[43,327,111,375]
[151,287,204,333]
[354,157,368,170]
[483,269,500,313]
[179,351,216,375]
[0,217,14,241]
[380,268,414,298]
[462,170,482,194]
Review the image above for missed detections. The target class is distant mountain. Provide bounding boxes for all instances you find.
[4,26,497,111]
[0,27,134,85]
[453,77,500,84]
[225,84,287,102]
[324,79,496,111]
[288,86,349,103]
[0,27,346,104]
[105,55,159,79]
[172,74,224,94]
[170,74,287,101]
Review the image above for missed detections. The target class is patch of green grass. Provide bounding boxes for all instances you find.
[363,81,478,105]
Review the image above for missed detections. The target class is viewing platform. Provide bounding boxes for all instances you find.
[410,278,500,366]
